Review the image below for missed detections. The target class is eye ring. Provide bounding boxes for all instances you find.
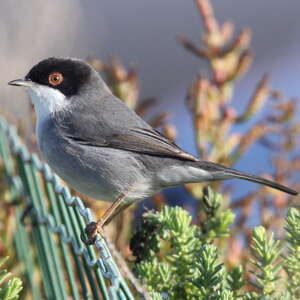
[48,72,63,86]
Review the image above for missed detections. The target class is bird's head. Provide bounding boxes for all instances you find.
[8,57,109,119]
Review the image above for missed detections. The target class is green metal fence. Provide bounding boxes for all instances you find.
[0,116,136,300]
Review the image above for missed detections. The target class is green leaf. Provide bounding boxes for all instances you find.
[2,278,23,300]
[248,226,282,297]
[0,257,22,300]
[283,208,300,298]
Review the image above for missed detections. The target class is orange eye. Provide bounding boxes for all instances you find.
[48,72,63,86]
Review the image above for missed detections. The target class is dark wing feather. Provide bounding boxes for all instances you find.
[56,94,197,161]
[197,161,298,196]
[63,123,197,161]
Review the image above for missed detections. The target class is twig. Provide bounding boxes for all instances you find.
[105,235,152,300]
[195,0,219,34]
[177,36,209,58]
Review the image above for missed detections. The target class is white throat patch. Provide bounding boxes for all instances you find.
[27,85,68,122]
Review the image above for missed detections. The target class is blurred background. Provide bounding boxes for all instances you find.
[1,0,300,266]
[2,0,300,165]
[2,0,300,113]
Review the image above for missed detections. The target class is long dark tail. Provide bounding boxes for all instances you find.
[196,161,298,196]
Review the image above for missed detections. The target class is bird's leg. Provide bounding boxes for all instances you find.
[99,193,127,226]
[83,193,127,245]
[103,202,132,226]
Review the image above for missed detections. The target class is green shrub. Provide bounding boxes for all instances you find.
[132,188,300,300]
[0,257,22,300]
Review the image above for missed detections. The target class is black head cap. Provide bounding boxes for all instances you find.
[25,57,92,97]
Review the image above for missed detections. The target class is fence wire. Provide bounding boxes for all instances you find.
[0,116,136,300]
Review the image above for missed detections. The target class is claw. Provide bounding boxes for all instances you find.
[81,193,127,245]
[81,221,103,245]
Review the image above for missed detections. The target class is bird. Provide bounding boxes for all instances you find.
[8,57,298,244]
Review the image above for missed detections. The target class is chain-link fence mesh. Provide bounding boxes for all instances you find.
[0,116,136,300]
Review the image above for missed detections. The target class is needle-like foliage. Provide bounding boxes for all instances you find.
[283,208,300,299]
[132,190,236,299]
[0,257,22,300]
[133,203,300,299]
[246,226,282,298]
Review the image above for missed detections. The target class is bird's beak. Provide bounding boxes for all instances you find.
[8,79,35,87]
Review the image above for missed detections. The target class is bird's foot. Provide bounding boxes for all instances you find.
[81,193,127,245]
[81,220,104,245]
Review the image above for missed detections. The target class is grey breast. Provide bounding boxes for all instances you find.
[37,116,154,202]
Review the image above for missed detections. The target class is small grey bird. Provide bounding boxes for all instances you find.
[9,57,298,244]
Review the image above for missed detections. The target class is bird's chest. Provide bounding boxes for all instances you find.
[36,119,70,181]
[37,123,115,201]
[36,119,81,184]
[36,118,58,161]
[35,118,158,202]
